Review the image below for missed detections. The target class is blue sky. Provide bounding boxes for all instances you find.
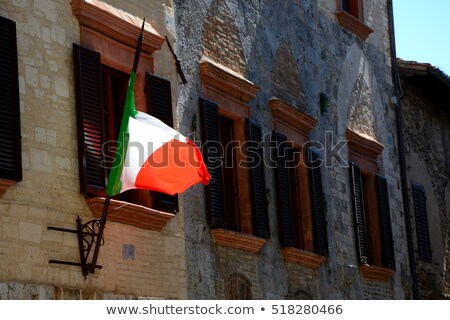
[393,0,450,75]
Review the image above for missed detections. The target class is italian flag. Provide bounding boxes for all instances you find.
[106,71,210,196]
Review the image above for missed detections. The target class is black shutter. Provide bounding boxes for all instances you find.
[308,148,328,256]
[0,16,22,182]
[376,175,395,269]
[247,119,270,239]
[146,73,173,126]
[199,98,225,227]
[146,73,178,213]
[273,131,295,247]
[73,44,105,195]
[412,183,432,262]
[349,162,369,264]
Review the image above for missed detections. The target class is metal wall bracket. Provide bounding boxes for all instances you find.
[48,216,103,277]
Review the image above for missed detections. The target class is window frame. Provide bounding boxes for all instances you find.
[71,1,177,231]
[199,57,267,253]
[335,0,374,40]
[271,98,327,269]
[347,128,395,280]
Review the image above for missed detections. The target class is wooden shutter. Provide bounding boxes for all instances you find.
[0,16,22,182]
[73,44,105,195]
[376,175,395,269]
[273,131,295,247]
[146,73,178,213]
[247,119,270,239]
[412,183,432,262]
[308,148,328,256]
[349,162,369,264]
[199,98,225,227]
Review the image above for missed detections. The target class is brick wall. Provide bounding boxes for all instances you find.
[0,0,186,299]
[202,0,247,75]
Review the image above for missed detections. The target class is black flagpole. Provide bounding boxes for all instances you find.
[89,19,146,274]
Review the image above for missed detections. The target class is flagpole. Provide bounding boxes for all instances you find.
[89,19,146,274]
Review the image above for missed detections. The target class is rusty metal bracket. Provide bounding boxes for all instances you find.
[48,216,103,277]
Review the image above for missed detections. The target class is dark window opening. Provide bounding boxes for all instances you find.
[101,65,151,207]
[219,115,240,232]
[287,148,304,249]
[341,0,360,19]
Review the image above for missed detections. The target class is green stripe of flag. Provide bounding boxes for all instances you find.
[106,71,138,196]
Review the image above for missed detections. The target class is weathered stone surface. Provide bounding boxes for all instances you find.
[400,74,450,299]
[175,0,409,299]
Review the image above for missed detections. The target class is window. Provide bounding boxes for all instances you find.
[336,0,373,40]
[73,44,178,222]
[0,16,22,196]
[411,183,432,263]
[199,57,268,253]
[271,99,327,269]
[347,128,395,280]
[340,0,363,19]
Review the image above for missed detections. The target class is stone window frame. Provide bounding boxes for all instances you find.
[199,57,267,254]
[71,0,177,231]
[335,0,374,40]
[271,98,327,269]
[346,128,395,281]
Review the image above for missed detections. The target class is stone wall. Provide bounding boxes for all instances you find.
[401,78,450,299]
[0,0,186,299]
[175,0,411,299]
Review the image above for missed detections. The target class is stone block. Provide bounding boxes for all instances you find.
[19,221,42,243]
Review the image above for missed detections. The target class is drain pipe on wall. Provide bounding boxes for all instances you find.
[387,0,419,300]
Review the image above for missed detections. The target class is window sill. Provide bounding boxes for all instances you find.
[360,264,395,281]
[86,197,175,231]
[282,247,326,269]
[0,179,17,197]
[335,10,374,41]
[212,228,267,253]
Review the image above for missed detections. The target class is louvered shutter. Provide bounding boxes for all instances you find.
[308,148,328,256]
[273,131,295,247]
[349,162,369,264]
[246,119,270,239]
[0,16,22,182]
[73,44,105,195]
[412,183,432,262]
[376,175,395,269]
[146,73,178,213]
[199,98,225,227]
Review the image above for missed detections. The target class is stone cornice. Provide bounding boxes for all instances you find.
[360,264,395,281]
[212,228,266,253]
[86,197,175,231]
[336,10,374,41]
[346,128,384,159]
[0,179,17,197]
[270,97,317,134]
[199,57,259,103]
[282,247,326,269]
[71,0,164,55]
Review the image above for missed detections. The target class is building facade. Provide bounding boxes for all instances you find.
[0,0,187,299]
[0,0,427,300]
[175,0,412,299]
[398,60,450,299]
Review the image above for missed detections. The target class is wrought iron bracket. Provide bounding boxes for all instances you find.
[48,216,104,277]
